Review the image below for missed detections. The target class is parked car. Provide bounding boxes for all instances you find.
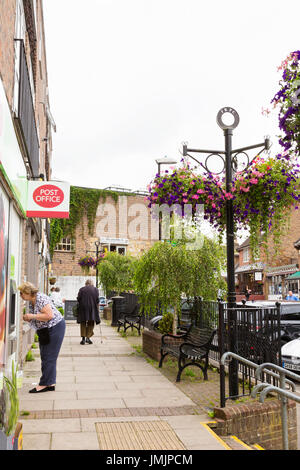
[99,296,107,311]
[282,338,300,372]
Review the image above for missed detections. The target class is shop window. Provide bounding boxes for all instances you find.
[55,238,75,252]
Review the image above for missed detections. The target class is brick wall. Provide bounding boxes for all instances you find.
[0,0,17,105]
[142,329,163,362]
[52,193,158,277]
[214,399,297,450]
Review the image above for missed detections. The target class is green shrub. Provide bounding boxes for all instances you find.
[57,307,64,316]
[25,350,35,362]
[158,312,174,334]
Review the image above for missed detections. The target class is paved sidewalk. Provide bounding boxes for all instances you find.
[19,321,227,451]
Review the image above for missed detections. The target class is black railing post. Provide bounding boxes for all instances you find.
[218,300,226,408]
[224,127,239,398]
[276,301,282,366]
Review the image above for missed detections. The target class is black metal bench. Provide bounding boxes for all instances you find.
[159,326,217,382]
[117,305,142,335]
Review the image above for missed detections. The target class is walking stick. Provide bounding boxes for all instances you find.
[99,307,103,343]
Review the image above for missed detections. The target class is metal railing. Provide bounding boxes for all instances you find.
[221,352,300,450]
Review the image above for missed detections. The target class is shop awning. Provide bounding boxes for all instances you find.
[235,262,265,274]
[286,271,300,280]
[266,264,299,277]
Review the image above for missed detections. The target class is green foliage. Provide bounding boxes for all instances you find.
[158,312,174,334]
[57,307,64,316]
[49,186,127,256]
[25,350,35,362]
[134,237,226,315]
[98,252,137,295]
[3,361,19,436]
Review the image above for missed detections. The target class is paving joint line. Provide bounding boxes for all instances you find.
[20,405,203,420]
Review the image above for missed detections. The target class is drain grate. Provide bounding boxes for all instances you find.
[96,420,186,450]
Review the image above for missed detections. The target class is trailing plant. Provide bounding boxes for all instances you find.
[270,50,300,157]
[147,155,300,258]
[49,186,129,256]
[78,253,106,274]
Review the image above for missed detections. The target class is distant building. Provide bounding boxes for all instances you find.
[235,208,300,301]
[51,188,158,299]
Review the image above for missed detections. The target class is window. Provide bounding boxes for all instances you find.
[243,247,250,263]
[102,244,126,255]
[55,238,75,252]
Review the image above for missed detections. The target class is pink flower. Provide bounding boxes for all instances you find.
[212,203,216,208]
[191,194,199,199]
[249,178,258,184]
[240,186,250,193]
[182,192,188,196]
[197,189,205,194]
[183,198,188,203]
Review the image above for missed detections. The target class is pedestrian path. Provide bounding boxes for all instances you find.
[18,321,229,450]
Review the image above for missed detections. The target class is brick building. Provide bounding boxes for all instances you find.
[0,0,55,370]
[236,208,300,300]
[51,189,158,300]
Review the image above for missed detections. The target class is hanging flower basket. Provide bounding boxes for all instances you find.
[78,256,96,274]
[49,277,56,285]
[147,155,300,257]
[78,253,106,274]
[270,50,300,157]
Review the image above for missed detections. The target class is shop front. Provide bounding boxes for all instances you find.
[0,77,27,372]
[235,262,265,301]
[265,264,299,300]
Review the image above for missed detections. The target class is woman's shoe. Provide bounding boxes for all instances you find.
[80,337,85,345]
[29,385,55,393]
[85,338,93,344]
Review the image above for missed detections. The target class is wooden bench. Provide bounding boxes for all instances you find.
[159,326,217,382]
[117,305,142,335]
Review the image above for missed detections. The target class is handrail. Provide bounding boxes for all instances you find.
[221,352,300,450]
[220,352,296,391]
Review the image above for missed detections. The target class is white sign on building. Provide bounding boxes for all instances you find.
[26,181,70,218]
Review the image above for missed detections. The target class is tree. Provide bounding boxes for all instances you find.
[97,252,136,296]
[133,237,226,334]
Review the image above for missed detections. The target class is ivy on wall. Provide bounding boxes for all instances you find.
[49,186,132,256]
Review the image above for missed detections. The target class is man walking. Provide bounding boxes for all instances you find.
[77,279,100,344]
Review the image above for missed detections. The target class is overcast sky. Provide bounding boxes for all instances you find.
[43,0,300,192]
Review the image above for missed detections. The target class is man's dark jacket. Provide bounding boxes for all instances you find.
[77,284,100,324]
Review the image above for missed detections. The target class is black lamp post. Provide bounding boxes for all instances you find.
[155,156,178,240]
[95,240,101,288]
[183,107,271,397]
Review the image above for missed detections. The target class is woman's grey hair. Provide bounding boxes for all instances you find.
[18,282,39,296]
[85,279,93,286]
